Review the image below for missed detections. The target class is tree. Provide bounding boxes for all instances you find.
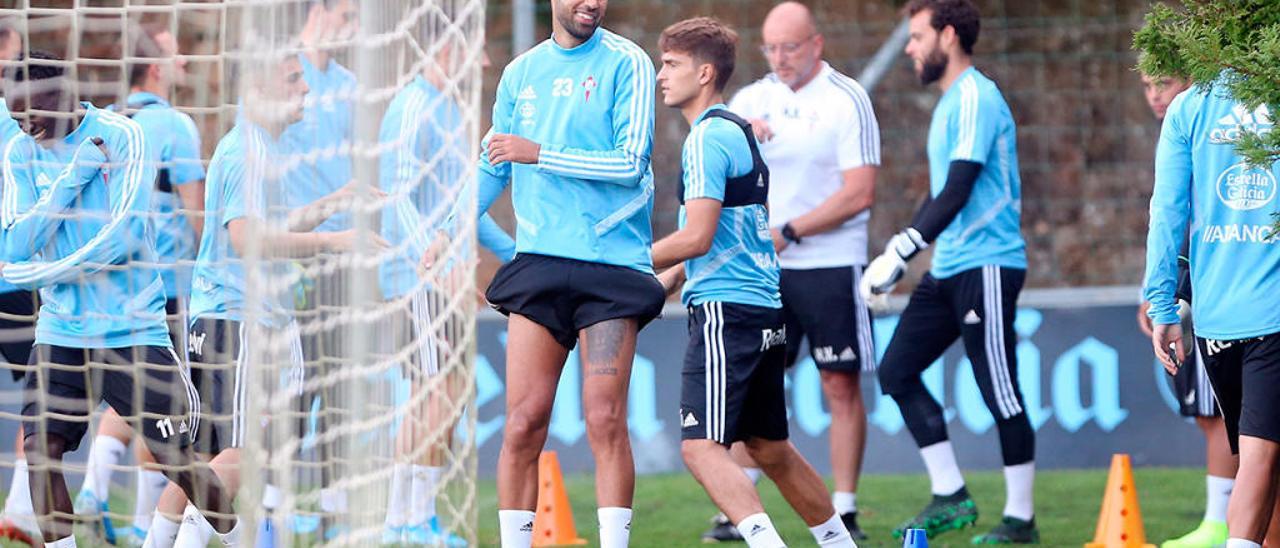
[1133,0,1280,234]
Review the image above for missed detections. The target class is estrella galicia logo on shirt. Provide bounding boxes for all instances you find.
[519,102,537,128]
[1209,104,1272,145]
[1215,162,1277,210]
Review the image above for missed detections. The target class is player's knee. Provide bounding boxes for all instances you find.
[820,370,862,405]
[679,439,721,468]
[742,438,790,469]
[503,408,551,452]
[23,432,66,460]
[583,404,626,445]
[876,366,914,398]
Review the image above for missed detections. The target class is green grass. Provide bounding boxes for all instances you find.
[3,467,1207,547]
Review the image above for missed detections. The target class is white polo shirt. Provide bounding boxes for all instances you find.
[729,62,880,269]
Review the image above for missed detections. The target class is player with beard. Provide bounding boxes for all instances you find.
[862,0,1036,542]
[475,0,662,546]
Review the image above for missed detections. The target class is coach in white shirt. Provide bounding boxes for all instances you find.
[700,1,880,542]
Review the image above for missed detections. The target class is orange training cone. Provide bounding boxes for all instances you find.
[533,451,588,546]
[1085,454,1155,548]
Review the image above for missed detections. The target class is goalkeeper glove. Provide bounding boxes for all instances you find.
[860,227,927,300]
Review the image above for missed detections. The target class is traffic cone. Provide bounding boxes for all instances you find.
[1085,454,1155,548]
[532,451,587,546]
[903,528,929,547]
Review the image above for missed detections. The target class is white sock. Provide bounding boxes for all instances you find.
[743,467,763,484]
[809,513,855,547]
[920,441,966,496]
[1205,475,1233,523]
[319,487,347,514]
[1225,540,1261,548]
[44,536,77,548]
[4,458,33,515]
[737,513,786,548]
[597,507,632,548]
[142,513,181,548]
[384,464,411,528]
[84,435,128,498]
[173,504,214,548]
[1002,462,1035,520]
[262,484,282,511]
[133,470,169,531]
[498,509,535,548]
[832,491,857,515]
[410,465,442,526]
[216,519,242,547]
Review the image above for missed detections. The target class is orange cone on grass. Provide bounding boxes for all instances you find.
[1085,454,1155,548]
[533,451,588,546]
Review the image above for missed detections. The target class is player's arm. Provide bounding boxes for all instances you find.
[652,125,730,270]
[1,137,105,262]
[1143,97,1193,369]
[170,113,207,243]
[489,59,655,188]
[4,123,159,288]
[657,263,686,296]
[772,85,880,248]
[478,214,516,262]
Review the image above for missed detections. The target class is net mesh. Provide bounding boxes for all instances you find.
[0,0,484,546]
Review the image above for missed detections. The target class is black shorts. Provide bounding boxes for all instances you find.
[878,266,1027,421]
[1172,335,1220,417]
[21,344,196,452]
[0,289,38,381]
[780,266,877,373]
[485,253,666,350]
[188,318,304,454]
[680,301,789,445]
[1196,332,1280,453]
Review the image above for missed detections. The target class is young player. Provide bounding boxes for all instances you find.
[73,22,209,546]
[476,0,663,546]
[1145,76,1280,548]
[2,51,238,547]
[651,16,856,548]
[713,2,880,541]
[375,26,514,546]
[140,47,382,548]
[863,0,1037,542]
[1132,68,1238,548]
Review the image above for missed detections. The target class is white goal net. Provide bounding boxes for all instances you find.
[0,0,484,546]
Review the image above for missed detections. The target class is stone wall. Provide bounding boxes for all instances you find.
[484,0,1163,289]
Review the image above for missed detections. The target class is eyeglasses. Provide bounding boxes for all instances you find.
[759,35,814,57]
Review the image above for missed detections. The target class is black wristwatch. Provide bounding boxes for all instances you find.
[781,223,802,245]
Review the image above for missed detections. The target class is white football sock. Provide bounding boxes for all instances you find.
[173,505,214,548]
[410,465,442,526]
[832,491,857,515]
[736,513,786,548]
[133,470,169,531]
[44,536,76,548]
[597,507,632,548]
[1003,462,1035,520]
[498,509,535,548]
[319,487,347,514]
[261,484,282,511]
[216,518,242,547]
[84,435,128,498]
[1225,540,1261,548]
[809,513,855,546]
[920,441,965,496]
[1205,475,1233,523]
[143,513,181,548]
[4,458,33,515]
[743,467,763,484]
[384,464,410,528]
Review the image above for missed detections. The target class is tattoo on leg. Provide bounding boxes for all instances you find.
[584,320,631,375]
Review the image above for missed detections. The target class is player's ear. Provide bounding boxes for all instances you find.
[698,63,714,88]
[940,25,957,53]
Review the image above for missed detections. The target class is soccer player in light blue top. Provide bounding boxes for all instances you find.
[862,1,1037,542]
[1145,79,1280,547]
[478,2,664,547]
[375,34,513,546]
[650,17,857,548]
[2,50,237,547]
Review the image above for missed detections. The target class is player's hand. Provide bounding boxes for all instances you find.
[324,229,388,254]
[769,227,788,253]
[1136,301,1154,337]
[1152,322,1186,375]
[488,134,541,165]
[860,250,906,300]
[74,137,110,182]
[657,266,685,296]
[418,230,451,274]
[747,118,774,143]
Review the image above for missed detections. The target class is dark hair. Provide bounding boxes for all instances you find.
[128,21,169,87]
[6,49,63,84]
[905,0,980,55]
[659,17,738,92]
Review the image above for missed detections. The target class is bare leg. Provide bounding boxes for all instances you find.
[577,319,638,508]
[24,432,73,542]
[496,315,569,510]
[820,369,866,497]
[1199,416,1240,478]
[744,438,837,526]
[681,440,764,523]
[1228,435,1280,542]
